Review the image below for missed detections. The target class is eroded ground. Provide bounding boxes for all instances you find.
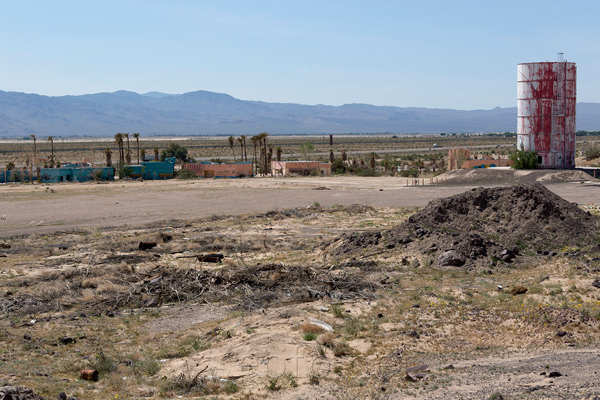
[1,182,600,399]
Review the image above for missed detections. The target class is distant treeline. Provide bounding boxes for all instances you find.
[577,131,600,136]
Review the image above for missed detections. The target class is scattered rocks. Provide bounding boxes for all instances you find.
[498,248,515,262]
[406,364,429,373]
[138,241,157,250]
[438,250,466,267]
[592,278,600,289]
[0,385,47,400]
[60,336,76,345]
[510,286,528,295]
[548,371,563,378]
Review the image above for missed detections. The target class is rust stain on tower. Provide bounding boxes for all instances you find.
[517,53,577,169]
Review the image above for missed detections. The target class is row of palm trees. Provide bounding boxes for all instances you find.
[228,132,278,175]
[26,134,59,168]
[109,133,158,168]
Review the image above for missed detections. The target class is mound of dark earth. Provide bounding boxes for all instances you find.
[327,183,600,267]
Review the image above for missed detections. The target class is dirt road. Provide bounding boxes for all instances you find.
[1,175,599,237]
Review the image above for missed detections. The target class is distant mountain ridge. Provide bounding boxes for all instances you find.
[0,89,599,136]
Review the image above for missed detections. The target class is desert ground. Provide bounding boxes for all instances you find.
[1,170,600,400]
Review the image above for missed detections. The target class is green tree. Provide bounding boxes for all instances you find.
[509,146,538,169]
[299,141,314,160]
[160,143,189,162]
[331,158,346,174]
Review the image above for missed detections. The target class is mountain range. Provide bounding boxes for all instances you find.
[0,90,599,137]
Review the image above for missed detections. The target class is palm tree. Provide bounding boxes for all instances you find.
[259,132,269,174]
[6,162,15,171]
[30,135,36,167]
[240,135,247,161]
[124,133,130,164]
[140,149,146,162]
[105,148,113,167]
[114,133,124,168]
[370,152,376,170]
[276,146,282,162]
[237,137,244,162]
[47,136,54,166]
[267,145,273,176]
[125,149,132,164]
[133,133,140,164]
[329,149,334,163]
[228,136,236,162]
[251,135,259,175]
[154,147,159,162]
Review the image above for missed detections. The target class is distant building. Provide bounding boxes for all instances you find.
[271,161,331,176]
[448,148,513,170]
[182,161,253,178]
[125,159,175,180]
[0,166,114,183]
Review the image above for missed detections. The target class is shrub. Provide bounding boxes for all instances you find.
[177,168,198,179]
[583,143,600,161]
[331,158,346,174]
[510,146,538,169]
[356,168,381,177]
[161,143,189,162]
[399,168,419,177]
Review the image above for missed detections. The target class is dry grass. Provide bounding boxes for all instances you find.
[0,203,599,399]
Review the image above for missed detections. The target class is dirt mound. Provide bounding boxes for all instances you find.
[328,183,600,267]
[439,168,596,185]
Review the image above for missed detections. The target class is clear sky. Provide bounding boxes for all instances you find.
[1,0,599,110]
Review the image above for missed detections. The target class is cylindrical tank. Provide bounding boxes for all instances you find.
[517,60,576,169]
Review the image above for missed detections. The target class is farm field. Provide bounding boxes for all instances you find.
[1,172,600,399]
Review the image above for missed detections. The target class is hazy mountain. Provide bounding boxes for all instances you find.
[0,89,598,137]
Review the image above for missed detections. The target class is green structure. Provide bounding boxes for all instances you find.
[124,158,175,180]
[0,167,114,183]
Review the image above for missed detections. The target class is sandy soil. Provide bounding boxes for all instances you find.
[1,173,599,237]
[1,171,600,400]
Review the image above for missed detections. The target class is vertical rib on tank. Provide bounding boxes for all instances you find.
[517,60,576,169]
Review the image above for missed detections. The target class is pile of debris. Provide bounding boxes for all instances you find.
[0,261,383,316]
[327,183,600,267]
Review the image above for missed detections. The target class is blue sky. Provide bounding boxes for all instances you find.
[1,0,598,110]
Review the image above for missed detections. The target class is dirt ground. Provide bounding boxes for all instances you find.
[1,170,600,400]
[1,171,599,237]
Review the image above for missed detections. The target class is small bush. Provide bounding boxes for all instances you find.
[510,146,538,169]
[318,332,336,348]
[399,168,419,177]
[301,323,324,334]
[177,168,198,179]
[356,168,381,177]
[303,331,318,341]
[331,158,346,174]
[91,350,117,375]
[584,143,600,161]
[266,377,281,391]
[331,304,345,318]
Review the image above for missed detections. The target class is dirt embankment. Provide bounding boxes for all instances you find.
[327,183,600,268]
[439,168,597,185]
